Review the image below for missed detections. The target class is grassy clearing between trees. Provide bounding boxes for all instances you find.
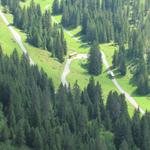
[65,30,150,113]
[117,69,150,112]
[101,42,150,112]
[67,59,135,116]
[64,30,90,54]
[101,43,150,112]
[67,59,117,95]
[66,43,135,115]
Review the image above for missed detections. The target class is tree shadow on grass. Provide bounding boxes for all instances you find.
[79,35,89,43]
[8,23,13,26]
[80,61,88,70]
[78,60,90,75]
[130,89,150,101]
[74,31,88,44]
[74,31,82,37]
[79,43,89,49]
[65,26,77,31]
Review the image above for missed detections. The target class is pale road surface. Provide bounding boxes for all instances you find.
[0,10,34,65]
[61,54,89,88]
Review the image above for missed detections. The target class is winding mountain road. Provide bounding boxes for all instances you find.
[46,4,145,114]
[0,4,145,114]
[0,10,34,65]
[49,8,145,114]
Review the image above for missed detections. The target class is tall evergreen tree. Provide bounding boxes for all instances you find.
[52,0,60,15]
[88,41,102,75]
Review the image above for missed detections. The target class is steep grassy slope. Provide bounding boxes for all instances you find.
[0,15,22,56]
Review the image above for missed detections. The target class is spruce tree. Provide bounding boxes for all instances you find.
[112,50,118,68]
[52,0,60,15]
[119,58,126,76]
[88,41,102,75]
[119,140,129,150]
[132,110,141,148]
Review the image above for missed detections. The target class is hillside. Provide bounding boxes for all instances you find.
[1,0,150,149]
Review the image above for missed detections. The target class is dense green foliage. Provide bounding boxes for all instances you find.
[52,0,61,15]
[88,42,102,75]
[2,0,67,62]
[0,46,150,149]
[112,45,126,76]
[1,0,20,12]
[1,0,150,148]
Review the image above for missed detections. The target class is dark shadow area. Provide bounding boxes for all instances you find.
[52,13,61,16]
[79,43,89,49]
[78,60,89,75]
[65,26,77,31]
[80,61,88,70]
[8,23,13,26]
[79,35,89,43]
[113,73,122,79]
[131,89,142,97]
[103,67,112,74]
[130,89,150,100]
[74,31,82,37]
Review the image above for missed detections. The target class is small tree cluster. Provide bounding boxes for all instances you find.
[112,45,126,76]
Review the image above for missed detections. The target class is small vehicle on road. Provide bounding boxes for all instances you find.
[108,72,115,79]
[69,52,78,58]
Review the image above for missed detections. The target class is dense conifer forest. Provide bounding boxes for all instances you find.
[0,46,150,150]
